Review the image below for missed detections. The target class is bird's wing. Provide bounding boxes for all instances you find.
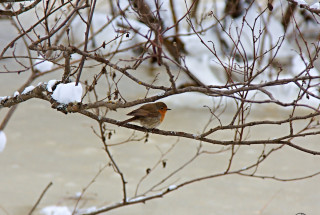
[127,108,151,117]
[127,106,159,117]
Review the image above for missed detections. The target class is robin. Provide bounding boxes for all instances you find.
[121,102,171,129]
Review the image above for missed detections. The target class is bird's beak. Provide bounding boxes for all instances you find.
[167,108,172,110]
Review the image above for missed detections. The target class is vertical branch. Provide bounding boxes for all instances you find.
[43,0,52,48]
[0,106,18,131]
[28,182,53,215]
[225,0,243,18]
[62,51,71,83]
[189,0,200,19]
[281,3,296,32]
[224,145,235,173]
[169,0,178,34]
[76,0,97,85]
[98,121,127,203]
[163,62,176,92]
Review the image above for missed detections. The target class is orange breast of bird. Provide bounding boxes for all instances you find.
[158,109,167,122]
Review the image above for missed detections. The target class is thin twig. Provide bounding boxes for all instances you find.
[28,182,53,215]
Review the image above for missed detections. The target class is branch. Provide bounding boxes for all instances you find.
[28,182,53,215]
[0,0,41,16]
[1,81,320,155]
[81,186,178,215]
[237,171,320,182]
[287,0,320,14]
[79,110,320,155]
[98,121,127,203]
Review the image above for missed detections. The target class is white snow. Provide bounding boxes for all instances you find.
[310,2,320,9]
[294,0,307,5]
[78,206,97,213]
[0,131,7,152]
[40,205,97,215]
[52,82,83,104]
[34,58,54,72]
[192,134,199,138]
[168,184,177,190]
[71,53,82,60]
[185,54,221,85]
[0,96,8,102]
[128,196,146,202]
[40,206,71,215]
[75,192,82,197]
[47,80,58,92]
[13,91,19,97]
[22,86,35,94]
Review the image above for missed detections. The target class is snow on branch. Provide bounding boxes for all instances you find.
[288,0,320,13]
[51,82,83,104]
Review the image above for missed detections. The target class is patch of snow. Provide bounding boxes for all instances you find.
[13,91,19,97]
[0,131,6,152]
[40,206,71,215]
[34,58,54,72]
[192,134,199,138]
[185,54,221,85]
[0,97,6,102]
[74,192,82,198]
[47,80,58,92]
[168,184,177,190]
[128,196,146,202]
[77,206,97,213]
[71,53,82,60]
[22,86,35,94]
[52,82,83,104]
[156,92,165,96]
[310,2,320,9]
[294,0,307,5]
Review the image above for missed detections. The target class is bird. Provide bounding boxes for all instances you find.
[121,102,171,129]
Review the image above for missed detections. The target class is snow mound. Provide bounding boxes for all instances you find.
[22,86,35,94]
[47,80,58,92]
[34,58,54,72]
[294,0,307,6]
[40,205,97,215]
[13,91,19,97]
[310,2,320,10]
[52,82,83,104]
[40,206,71,215]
